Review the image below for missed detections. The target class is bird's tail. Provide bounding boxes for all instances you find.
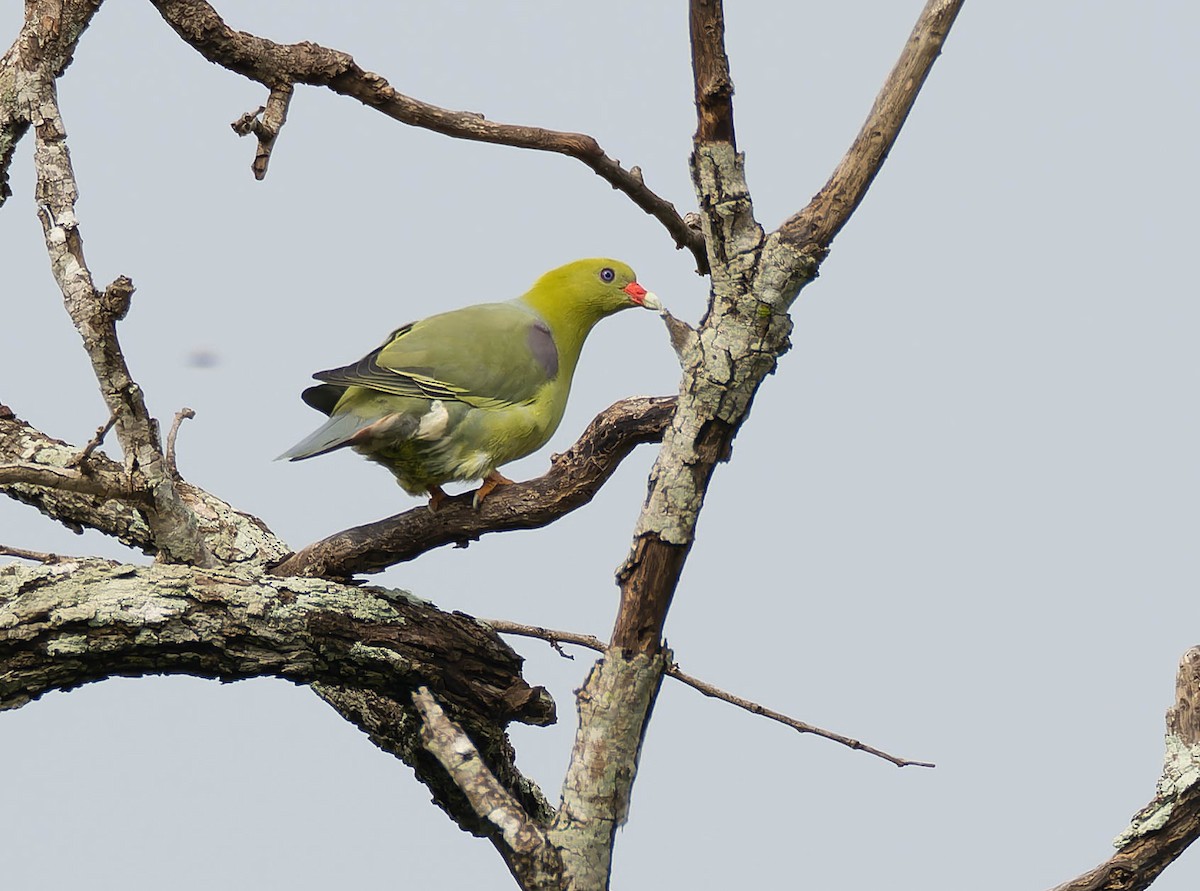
[276,412,376,462]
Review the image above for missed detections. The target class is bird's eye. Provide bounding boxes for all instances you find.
[599,267,615,283]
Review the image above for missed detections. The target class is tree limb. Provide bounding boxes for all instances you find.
[0,460,140,499]
[0,557,559,841]
[776,0,966,258]
[7,2,213,565]
[0,558,553,725]
[0,405,155,552]
[0,0,103,205]
[547,650,666,887]
[1051,647,1200,891]
[147,0,708,273]
[230,83,293,180]
[689,0,736,146]
[273,396,676,579]
[0,406,286,566]
[581,1,962,879]
[414,687,564,890]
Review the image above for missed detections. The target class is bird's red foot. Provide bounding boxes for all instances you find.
[472,470,514,508]
[426,485,449,512]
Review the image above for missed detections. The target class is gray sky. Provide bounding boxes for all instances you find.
[3,2,1199,888]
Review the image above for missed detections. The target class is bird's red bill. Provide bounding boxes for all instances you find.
[623,282,649,304]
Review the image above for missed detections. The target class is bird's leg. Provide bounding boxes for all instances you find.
[426,485,449,512]
[472,470,513,508]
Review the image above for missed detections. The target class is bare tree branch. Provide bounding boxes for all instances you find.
[0,0,104,205]
[273,396,676,579]
[147,0,708,273]
[0,545,64,563]
[1,405,155,551]
[414,687,564,890]
[21,21,211,564]
[486,618,934,769]
[1051,647,1200,891]
[689,0,736,146]
[164,407,195,480]
[0,460,139,499]
[230,83,293,180]
[776,0,965,258]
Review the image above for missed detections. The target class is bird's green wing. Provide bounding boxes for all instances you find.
[313,302,558,409]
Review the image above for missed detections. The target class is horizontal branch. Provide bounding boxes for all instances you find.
[486,619,934,769]
[149,0,708,272]
[0,460,139,498]
[273,396,676,579]
[0,558,554,727]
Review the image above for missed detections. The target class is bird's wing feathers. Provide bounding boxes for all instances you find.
[314,303,558,409]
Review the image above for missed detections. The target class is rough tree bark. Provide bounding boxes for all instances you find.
[7,3,1192,890]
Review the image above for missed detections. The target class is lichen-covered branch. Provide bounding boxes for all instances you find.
[0,0,103,204]
[274,396,676,579]
[1050,647,1200,891]
[2,2,213,564]
[0,557,557,841]
[567,2,963,882]
[415,687,564,890]
[0,405,288,565]
[0,558,552,725]
[0,404,155,552]
[548,651,666,887]
[147,0,708,273]
[33,97,210,564]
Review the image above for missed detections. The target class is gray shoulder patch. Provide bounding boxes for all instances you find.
[527,320,559,379]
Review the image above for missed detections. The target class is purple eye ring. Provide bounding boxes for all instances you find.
[599,267,615,283]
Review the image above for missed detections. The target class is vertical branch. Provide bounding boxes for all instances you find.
[548,652,666,887]
[689,0,735,146]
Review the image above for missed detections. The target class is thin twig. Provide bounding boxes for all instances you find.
[484,619,935,769]
[148,0,708,273]
[165,407,195,480]
[68,407,119,467]
[0,544,65,563]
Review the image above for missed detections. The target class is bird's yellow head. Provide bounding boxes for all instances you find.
[520,258,661,334]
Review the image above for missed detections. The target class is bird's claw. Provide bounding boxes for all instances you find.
[472,470,514,508]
